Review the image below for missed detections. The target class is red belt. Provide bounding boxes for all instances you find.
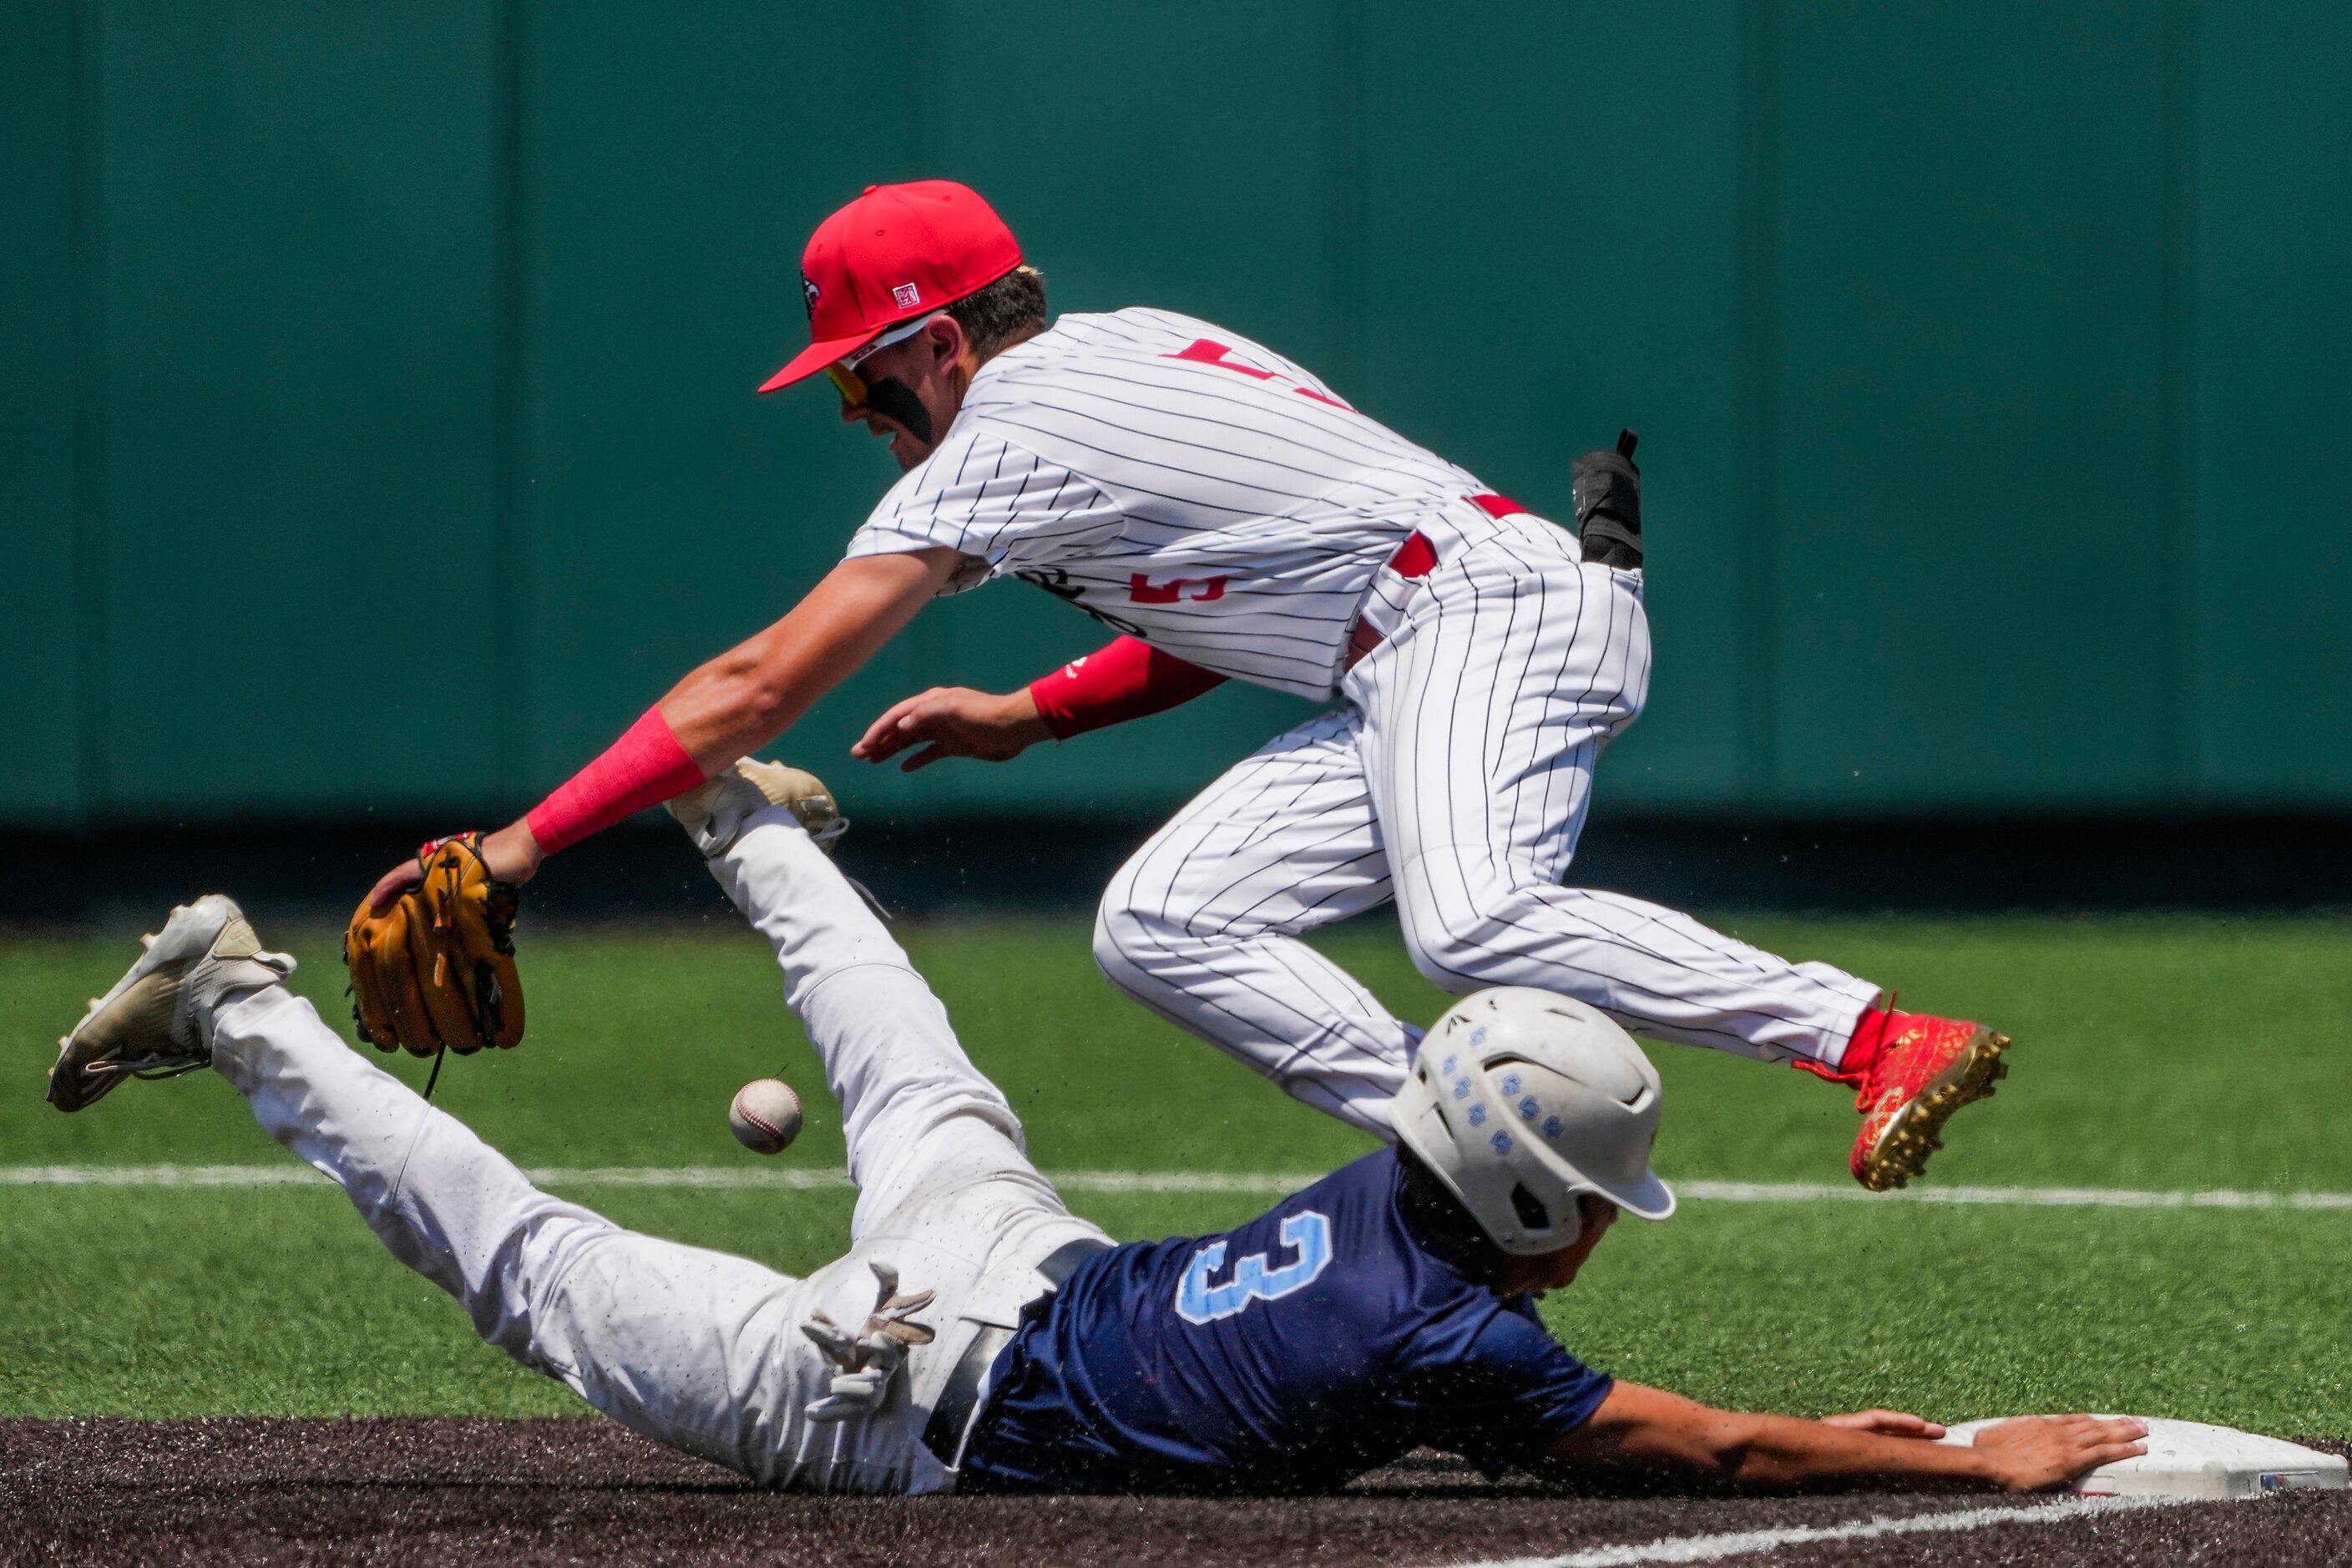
[1344,529,1439,670]
[1467,493,1526,520]
[1341,498,1525,671]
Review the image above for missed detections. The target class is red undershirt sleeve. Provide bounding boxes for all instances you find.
[1026,636,1227,740]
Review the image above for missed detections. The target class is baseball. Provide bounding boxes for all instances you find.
[728,1077,802,1156]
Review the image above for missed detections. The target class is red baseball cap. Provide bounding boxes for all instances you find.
[759,180,1022,393]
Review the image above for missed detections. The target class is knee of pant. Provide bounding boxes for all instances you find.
[1400,918,1475,992]
[469,1208,614,1368]
[1397,852,1525,991]
[1092,893,1172,989]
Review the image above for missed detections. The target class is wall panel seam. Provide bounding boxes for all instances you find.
[1734,0,1779,803]
[1322,0,1364,394]
[69,0,107,825]
[2159,0,2198,797]
[494,0,533,802]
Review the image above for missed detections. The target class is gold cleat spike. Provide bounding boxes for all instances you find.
[1855,1031,2011,1191]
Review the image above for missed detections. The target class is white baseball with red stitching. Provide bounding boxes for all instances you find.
[729,1077,803,1156]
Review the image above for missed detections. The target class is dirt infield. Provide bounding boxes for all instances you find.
[4,1419,2348,1567]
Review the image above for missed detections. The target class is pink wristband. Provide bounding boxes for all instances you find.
[524,707,706,855]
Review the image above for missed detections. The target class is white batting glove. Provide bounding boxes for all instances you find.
[800,1261,938,1424]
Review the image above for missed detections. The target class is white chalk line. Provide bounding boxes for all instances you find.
[0,1164,1297,1194]
[4,1166,2352,1210]
[1445,1492,2179,1568]
[1677,1180,2352,1211]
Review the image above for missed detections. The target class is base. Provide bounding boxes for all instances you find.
[1940,1417,2347,1500]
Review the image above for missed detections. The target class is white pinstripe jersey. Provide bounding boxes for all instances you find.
[844,307,1554,699]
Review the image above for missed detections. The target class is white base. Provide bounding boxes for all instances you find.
[1940,1416,2347,1500]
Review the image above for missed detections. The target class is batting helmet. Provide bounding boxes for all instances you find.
[1391,987,1676,1256]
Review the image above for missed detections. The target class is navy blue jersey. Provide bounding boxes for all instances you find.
[958,1151,1611,1494]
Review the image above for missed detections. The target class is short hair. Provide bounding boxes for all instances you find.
[948,264,1048,362]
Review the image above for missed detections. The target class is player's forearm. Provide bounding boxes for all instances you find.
[1701,1413,1996,1493]
[1549,1383,1998,1495]
[497,550,957,869]
[1027,635,1227,739]
[660,625,852,769]
[663,551,956,767]
[519,709,704,857]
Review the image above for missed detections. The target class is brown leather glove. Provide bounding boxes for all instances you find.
[345,833,524,1056]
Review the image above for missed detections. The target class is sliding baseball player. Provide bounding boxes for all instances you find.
[48,762,2137,1494]
[359,179,2010,1191]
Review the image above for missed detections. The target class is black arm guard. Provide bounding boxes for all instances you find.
[1572,428,1642,569]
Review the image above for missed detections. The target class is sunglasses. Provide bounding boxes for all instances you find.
[827,313,941,405]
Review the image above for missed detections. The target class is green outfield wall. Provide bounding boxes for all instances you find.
[5,1,2347,827]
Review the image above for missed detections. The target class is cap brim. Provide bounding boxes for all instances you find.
[1595,1169,1677,1222]
[758,330,878,393]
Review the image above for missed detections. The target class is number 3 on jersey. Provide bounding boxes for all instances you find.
[1175,1211,1333,1323]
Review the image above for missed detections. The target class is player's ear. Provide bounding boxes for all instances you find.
[926,312,972,374]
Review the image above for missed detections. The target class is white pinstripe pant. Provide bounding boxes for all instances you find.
[1095,524,1882,1138]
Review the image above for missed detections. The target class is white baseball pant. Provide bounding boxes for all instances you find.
[209,806,1106,1493]
[1095,513,1883,1138]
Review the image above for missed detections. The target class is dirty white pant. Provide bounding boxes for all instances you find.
[211,809,1106,1493]
[1095,513,1883,1138]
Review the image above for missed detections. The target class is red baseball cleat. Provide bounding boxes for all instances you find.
[1845,1011,2011,1191]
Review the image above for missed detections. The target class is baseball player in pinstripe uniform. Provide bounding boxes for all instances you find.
[363,180,2011,1191]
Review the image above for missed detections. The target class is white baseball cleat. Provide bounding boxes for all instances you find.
[46,894,296,1113]
[666,760,847,859]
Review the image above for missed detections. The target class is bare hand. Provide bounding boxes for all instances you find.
[1969,1414,2148,1492]
[851,686,1053,772]
[366,820,544,912]
[1823,1409,1947,1441]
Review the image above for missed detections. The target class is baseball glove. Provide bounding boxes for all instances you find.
[344,833,525,1057]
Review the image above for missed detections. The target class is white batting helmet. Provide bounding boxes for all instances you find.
[1391,987,1675,1256]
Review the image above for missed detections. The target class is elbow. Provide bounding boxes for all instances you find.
[703,650,794,736]
[1692,1413,1771,1489]
[738,679,795,734]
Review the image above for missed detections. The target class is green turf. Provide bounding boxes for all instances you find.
[4,913,2349,1429]
[7,1186,2345,1433]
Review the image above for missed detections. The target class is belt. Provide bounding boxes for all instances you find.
[1343,527,1440,670]
[919,1237,1108,1469]
[1340,497,1529,671]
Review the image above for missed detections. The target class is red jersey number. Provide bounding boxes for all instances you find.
[1166,340,1353,412]
[1130,573,1227,604]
